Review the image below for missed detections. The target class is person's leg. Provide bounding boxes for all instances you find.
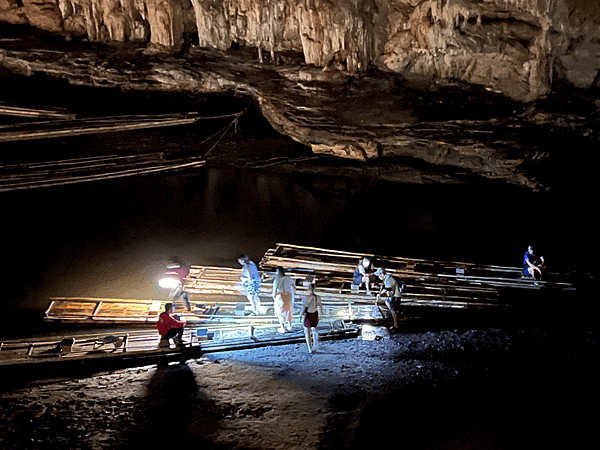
[181,292,191,312]
[247,293,259,314]
[311,328,319,350]
[364,275,372,296]
[386,299,399,328]
[303,326,313,353]
[282,293,292,331]
[274,295,286,332]
[164,327,184,341]
[253,293,263,313]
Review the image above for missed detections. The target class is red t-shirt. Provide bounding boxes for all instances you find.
[156,311,186,336]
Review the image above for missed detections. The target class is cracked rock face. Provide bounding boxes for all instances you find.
[1,0,599,189]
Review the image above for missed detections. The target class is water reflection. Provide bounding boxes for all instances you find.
[0,163,593,328]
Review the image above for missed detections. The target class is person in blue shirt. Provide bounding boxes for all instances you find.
[523,246,546,280]
[238,254,263,315]
[352,256,376,296]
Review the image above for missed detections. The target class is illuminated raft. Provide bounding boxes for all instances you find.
[44,243,590,328]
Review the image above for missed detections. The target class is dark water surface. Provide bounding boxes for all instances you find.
[0,76,596,338]
[1,162,594,325]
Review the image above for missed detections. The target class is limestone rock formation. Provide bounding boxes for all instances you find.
[1,0,599,101]
[1,1,599,190]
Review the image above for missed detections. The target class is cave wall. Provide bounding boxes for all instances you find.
[1,0,599,101]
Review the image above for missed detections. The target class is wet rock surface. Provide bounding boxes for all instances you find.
[1,321,596,449]
[1,21,599,192]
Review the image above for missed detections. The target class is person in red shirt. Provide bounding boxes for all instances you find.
[157,302,186,348]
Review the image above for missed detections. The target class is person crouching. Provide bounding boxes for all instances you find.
[157,302,186,348]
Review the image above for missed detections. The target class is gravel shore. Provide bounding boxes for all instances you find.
[1,320,596,450]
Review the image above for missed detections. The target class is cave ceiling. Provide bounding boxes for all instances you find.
[1,0,599,191]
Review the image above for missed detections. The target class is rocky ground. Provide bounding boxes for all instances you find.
[1,314,597,450]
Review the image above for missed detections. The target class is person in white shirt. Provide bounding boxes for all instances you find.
[272,266,296,333]
[300,281,323,354]
[375,267,404,330]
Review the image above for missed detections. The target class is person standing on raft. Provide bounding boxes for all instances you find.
[238,254,263,315]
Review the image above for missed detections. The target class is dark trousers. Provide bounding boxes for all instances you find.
[163,327,184,340]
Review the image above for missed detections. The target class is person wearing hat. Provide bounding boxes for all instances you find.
[375,267,403,330]
[238,254,263,315]
[156,302,186,348]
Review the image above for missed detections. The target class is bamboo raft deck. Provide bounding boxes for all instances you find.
[0,321,359,374]
[43,244,591,327]
[260,243,585,293]
[0,112,201,143]
[43,291,383,325]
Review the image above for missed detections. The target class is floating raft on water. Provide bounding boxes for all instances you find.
[43,291,381,325]
[43,243,592,327]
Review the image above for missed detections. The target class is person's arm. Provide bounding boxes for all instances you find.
[168,313,186,328]
[526,254,542,275]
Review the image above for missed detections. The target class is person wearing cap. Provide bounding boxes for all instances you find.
[375,267,404,330]
[238,254,263,315]
[523,246,545,280]
[156,302,186,348]
[352,256,376,296]
[272,266,296,333]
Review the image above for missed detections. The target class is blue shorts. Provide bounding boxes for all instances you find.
[243,280,262,295]
[385,297,402,312]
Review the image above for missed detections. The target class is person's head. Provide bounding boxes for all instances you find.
[303,275,315,288]
[238,254,250,266]
[361,257,371,267]
[168,257,182,269]
[528,246,535,254]
[164,302,175,313]
[374,267,386,280]
[276,266,285,277]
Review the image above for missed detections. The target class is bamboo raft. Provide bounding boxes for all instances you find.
[0,153,206,192]
[43,243,591,327]
[0,322,359,383]
[0,112,201,142]
[0,110,243,192]
[0,104,76,119]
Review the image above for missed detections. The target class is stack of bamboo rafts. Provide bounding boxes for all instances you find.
[259,243,585,306]
[0,112,208,192]
[0,107,246,192]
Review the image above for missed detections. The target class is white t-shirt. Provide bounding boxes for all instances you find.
[301,293,322,313]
